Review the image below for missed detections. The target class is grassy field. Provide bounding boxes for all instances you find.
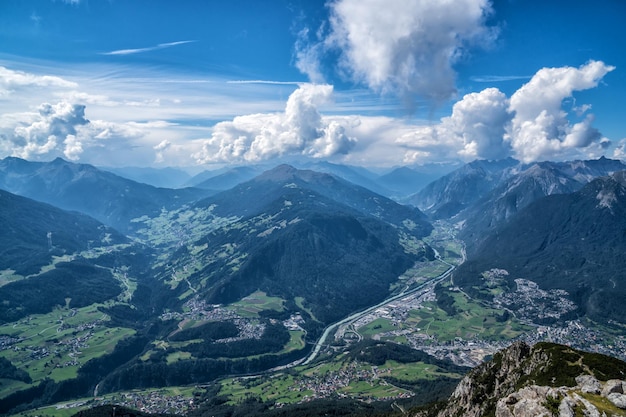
[9,386,200,417]
[166,351,192,364]
[220,373,314,405]
[218,353,461,406]
[280,330,306,353]
[355,281,530,344]
[0,269,23,286]
[403,289,530,342]
[0,304,135,398]
[359,318,397,337]
[390,258,452,294]
[227,290,285,317]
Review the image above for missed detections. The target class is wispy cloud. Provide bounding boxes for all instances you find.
[227,80,303,85]
[470,75,531,82]
[101,40,197,56]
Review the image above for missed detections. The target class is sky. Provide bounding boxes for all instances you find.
[0,0,625,169]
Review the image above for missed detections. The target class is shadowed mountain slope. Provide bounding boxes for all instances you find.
[0,157,213,233]
[455,171,626,324]
[0,188,126,276]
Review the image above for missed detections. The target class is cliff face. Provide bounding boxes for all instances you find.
[436,342,626,417]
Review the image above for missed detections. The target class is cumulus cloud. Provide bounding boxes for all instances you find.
[9,102,89,159]
[153,139,171,163]
[63,134,83,161]
[0,99,147,162]
[296,0,497,104]
[507,60,614,162]
[398,61,615,163]
[613,138,626,160]
[398,87,511,161]
[194,83,356,163]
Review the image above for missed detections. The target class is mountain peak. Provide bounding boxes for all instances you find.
[254,164,335,184]
[256,164,299,181]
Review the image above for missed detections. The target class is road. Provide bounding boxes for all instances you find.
[302,256,456,365]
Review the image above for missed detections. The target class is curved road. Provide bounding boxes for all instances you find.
[302,257,456,365]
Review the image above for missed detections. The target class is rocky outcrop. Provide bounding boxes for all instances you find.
[435,342,626,417]
[495,385,558,417]
[576,374,601,394]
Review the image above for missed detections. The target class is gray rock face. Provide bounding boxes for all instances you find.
[558,397,575,417]
[436,342,626,417]
[607,392,626,409]
[495,386,557,417]
[575,375,601,394]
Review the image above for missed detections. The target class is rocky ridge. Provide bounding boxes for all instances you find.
[436,342,626,417]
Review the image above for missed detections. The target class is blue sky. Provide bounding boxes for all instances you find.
[0,0,624,168]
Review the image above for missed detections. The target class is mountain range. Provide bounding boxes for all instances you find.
[2,155,626,415]
[0,157,214,233]
[405,156,626,326]
[169,160,455,199]
[456,171,626,324]
[172,165,433,323]
[410,156,626,243]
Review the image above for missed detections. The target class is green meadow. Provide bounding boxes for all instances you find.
[0,304,135,397]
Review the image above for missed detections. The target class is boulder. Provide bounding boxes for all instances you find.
[607,392,626,409]
[601,379,625,397]
[495,386,558,417]
[575,375,601,394]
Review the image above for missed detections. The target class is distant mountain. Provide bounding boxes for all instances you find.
[0,157,214,233]
[456,171,626,324]
[156,165,433,324]
[195,161,395,198]
[458,162,583,247]
[378,166,449,198]
[0,189,126,276]
[192,165,263,190]
[100,166,191,188]
[295,161,391,196]
[408,158,519,218]
[411,157,625,224]
[459,157,626,247]
[439,341,626,417]
[206,164,432,236]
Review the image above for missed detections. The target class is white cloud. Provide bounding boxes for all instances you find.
[153,139,171,163]
[0,66,77,95]
[397,61,615,163]
[0,58,616,169]
[613,138,626,160]
[507,60,615,162]
[0,99,149,163]
[294,27,326,84]
[63,134,83,161]
[297,0,497,104]
[397,87,511,160]
[194,84,357,163]
[9,101,89,160]
[101,40,197,56]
